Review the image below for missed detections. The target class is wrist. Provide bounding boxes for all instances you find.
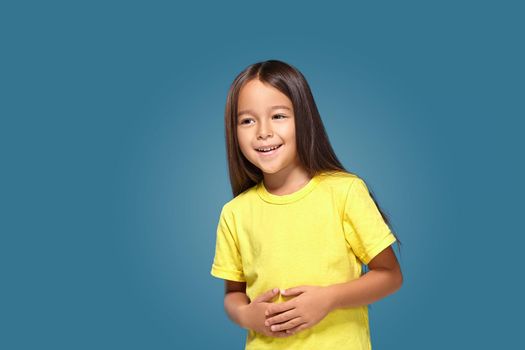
[237,303,251,329]
[325,284,340,312]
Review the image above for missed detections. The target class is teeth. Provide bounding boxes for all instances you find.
[257,145,280,152]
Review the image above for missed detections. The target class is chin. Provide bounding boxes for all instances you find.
[257,165,281,175]
[259,167,277,174]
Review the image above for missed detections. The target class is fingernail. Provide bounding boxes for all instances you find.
[264,321,269,326]
[273,288,278,293]
[265,310,268,316]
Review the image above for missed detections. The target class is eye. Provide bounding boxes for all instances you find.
[239,118,254,125]
[238,114,286,125]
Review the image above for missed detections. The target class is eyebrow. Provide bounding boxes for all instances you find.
[237,105,292,117]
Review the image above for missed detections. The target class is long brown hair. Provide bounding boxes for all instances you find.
[223,59,402,258]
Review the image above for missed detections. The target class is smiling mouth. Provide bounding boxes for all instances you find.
[255,144,283,156]
[255,144,282,153]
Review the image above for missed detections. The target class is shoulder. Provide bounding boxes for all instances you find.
[317,170,363,193]
[220,183,259,214]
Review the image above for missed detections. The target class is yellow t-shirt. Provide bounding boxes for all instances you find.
[210,170,397,350]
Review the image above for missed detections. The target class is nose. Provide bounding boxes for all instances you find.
[257,119,273,139]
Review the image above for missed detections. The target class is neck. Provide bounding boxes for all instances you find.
[262,165,311,196]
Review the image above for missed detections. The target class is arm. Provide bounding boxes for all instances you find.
[223,280,292,338]
[224,280,249,327]
[326,245,403,310]
[264,246,403,335]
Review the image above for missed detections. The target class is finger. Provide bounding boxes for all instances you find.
[285,322,309,335]
[265,309,298,327]
[281,286,307,296]
[268,329,293,338]
[267,324,294,338]
[269,317,305,332]
[254,288,279,303]
[265,300,295,317]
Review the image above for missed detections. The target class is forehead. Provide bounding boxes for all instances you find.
[237,79,293,115]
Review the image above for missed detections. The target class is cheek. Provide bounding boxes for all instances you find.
[236,130,246,146]
[237,140,248,154]
[236,134,252,155]
[286,123,296,140]
[284,127,296,146]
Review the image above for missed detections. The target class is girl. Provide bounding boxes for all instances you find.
[210,59,403,349]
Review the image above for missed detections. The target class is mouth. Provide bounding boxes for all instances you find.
[254,144,283,156]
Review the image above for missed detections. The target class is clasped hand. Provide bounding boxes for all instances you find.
[243,285,332,338]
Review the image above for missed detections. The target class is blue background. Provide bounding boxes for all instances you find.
[1,1,523,349]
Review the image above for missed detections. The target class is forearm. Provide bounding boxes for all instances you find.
[326,268,402,311]
[224,291,250,327]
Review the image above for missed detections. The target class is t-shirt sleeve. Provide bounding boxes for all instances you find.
[210,204,246,282]
[342,177,397,265]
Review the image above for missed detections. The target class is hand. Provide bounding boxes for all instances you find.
[264,285,332,335]
[239,288,293,338]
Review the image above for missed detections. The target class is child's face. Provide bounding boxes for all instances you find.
[236,79,300,176]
